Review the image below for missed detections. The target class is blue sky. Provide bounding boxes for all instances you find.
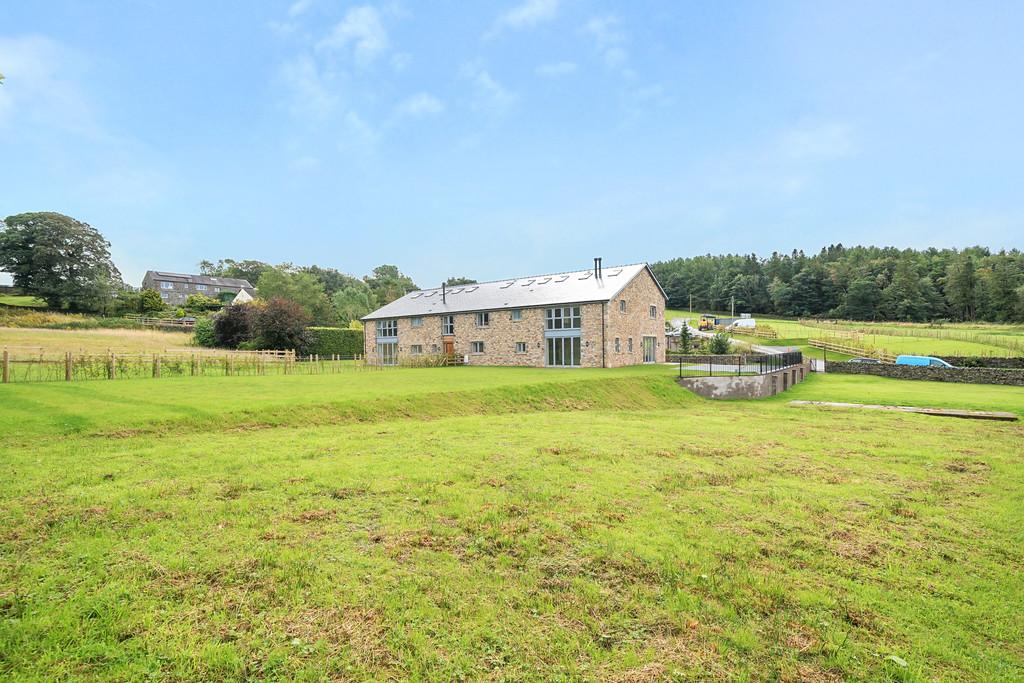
[1,0,1022,287]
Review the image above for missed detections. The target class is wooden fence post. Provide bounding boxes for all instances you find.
[65,352,73,381]
[108,352,116,380]
[154,355,162,378]
[2,350,8,384]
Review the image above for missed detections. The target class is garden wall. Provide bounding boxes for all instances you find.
[940,356,1024,369]
[825,362,1024,386]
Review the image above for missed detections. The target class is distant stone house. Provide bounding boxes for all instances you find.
[140,271,255,307]
[361,260,667,368]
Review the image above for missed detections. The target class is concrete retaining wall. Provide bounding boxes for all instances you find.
[825,361,1024,386]
[678,363,808,399]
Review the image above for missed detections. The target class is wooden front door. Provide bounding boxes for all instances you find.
[443,339,454,355]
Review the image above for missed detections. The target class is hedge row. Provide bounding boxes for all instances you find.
[306,327,363,357]
[825,361,1024,386]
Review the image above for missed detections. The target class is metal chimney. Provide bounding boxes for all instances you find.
[442,282,446,303]
[594,257,603,279]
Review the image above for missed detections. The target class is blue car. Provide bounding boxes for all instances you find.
[895,355,955,368]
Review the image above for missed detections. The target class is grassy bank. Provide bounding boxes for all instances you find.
[2,369,1022,680]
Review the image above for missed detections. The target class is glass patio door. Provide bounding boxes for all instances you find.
[643,336,656,363]
[378,342,398,366]
[546,336,581,367]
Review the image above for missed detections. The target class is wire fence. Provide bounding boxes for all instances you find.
[0,349,471,384]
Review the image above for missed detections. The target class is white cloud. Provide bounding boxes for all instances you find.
[316,6,389,66]
[394,92,444,119]
[536,61,577,77]
[780,122,856,161]
[492,0,559,32]
[462,63,517,114]
[288,0,313,17]
[581,15,630,72]
[390,51,412,71]
[277,54,338,120]
[339,111,378,151]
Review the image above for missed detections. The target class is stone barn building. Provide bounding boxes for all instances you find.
[361,259,667,368]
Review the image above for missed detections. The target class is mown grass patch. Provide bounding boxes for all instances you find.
[0,295,46,308]
[2,368,1023,680]
[1,390,1022,680]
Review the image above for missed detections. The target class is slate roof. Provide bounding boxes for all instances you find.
[363,263,665,320]
[145,271,254,289]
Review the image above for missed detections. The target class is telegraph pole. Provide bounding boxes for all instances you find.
[730,296,735,317]
[688,293,693,313]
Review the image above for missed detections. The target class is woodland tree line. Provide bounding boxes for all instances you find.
[3,214,1023,325]
[651,245,1024,323]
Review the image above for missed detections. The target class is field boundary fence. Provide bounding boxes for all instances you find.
[799,319,1023,355]
[0,348,471,384]
[807,339,897,363]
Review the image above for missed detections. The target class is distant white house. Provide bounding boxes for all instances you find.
[232,289,254,305]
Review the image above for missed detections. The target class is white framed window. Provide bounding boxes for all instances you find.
[431,344,439,353]
[545,306,581,330]
[619,300,626,312]
[475,312,490,327]
[376,319,398,337]
[195,284,208,291]
[442,315,455,336]
[160,292,168,299]
[214,287,221,293]
[411,317,423,327]
[627,338,633,353]
[515,342,527,354]
[411,344,423,355]
[471,341,485,354]
[510,309,522,322]
[649,304,657,319]
[614,337,621,352]
[160,281,174,290]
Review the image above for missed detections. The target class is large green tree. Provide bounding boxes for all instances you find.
[199,259,272,285]
[256,265,336,324]
[331,282,377,324]
[444,276,477,286]
[365,265,417,306]
[0,212,122,311]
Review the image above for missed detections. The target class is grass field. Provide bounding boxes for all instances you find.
[0,295,47,308]
[666,310,1024,358]
[0,326,197,354]
[2,367,1023,680]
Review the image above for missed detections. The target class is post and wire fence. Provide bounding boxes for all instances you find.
[0,347,469,385]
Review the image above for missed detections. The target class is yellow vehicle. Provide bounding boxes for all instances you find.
[698,314,717,331]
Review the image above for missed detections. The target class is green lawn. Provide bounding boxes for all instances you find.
[0,295,46,308]
[0,364,679,440]
[2,368,1023,681]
